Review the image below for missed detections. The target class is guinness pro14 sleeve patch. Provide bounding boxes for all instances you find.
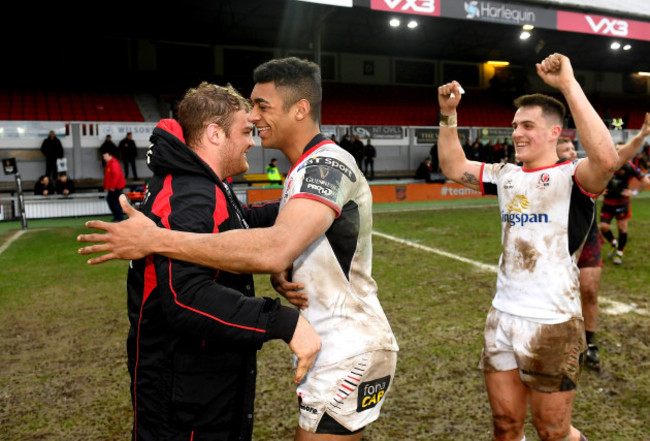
[299,162,349,205]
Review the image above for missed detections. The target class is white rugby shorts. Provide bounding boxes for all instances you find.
[296,349,397,433]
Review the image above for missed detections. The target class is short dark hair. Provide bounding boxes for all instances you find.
[178,82,251,148]
[513,93,566,126]
[556,136,572,145]
[253,57,322,121]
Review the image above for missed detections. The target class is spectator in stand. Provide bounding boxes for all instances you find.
[99,135,119,165]
[415,157,434,183]
[599,112,650,265]
[34,175,55,195]
[55,171,76,195]
[494,138,507,163]
[351,135,365,169]
[363,138,376,180]
[429,142,440,172]
[339,133,352,155]
[462,138,472,159]
[118,132,138,180]
[486,139,496,163]
[266,157,282,185]
[481,140,492,163]
[506,140,517,164]
[40,130,64,182]
[102,151,126,222]
[469,138,481,161]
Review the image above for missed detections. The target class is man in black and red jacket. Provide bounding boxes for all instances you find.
[125,83,320,440]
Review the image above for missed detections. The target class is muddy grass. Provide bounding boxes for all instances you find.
[1,200,649,440]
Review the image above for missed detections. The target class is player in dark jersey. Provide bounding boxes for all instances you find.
[599,113,650,265]
[556,137,602,369]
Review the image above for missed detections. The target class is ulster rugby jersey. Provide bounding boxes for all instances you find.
[281,134,398,366]
[481,160,597,323]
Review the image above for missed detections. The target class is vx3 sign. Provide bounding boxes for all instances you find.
[371,0,440,16]
[585,15,628,37]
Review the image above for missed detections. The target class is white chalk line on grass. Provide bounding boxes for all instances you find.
[372,230,649,317]
[0,230,28,256]
[372,230,498,274]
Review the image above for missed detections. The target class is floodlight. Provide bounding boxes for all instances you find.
[390,18,400,27]
[407,20,418,29]
[611,42,621,50]
[522,24,534,30]
[520,31,531,40]
[623,44,631,50]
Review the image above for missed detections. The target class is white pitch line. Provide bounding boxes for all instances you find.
[372,230,498,274]
[372,230,649,317]
[0,229,28,256]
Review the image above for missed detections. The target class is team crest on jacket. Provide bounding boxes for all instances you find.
[537,173,550,189]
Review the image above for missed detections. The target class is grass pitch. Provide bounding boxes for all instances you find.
[1,196,649,440]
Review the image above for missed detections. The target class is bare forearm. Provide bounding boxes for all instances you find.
[151,226,296,274]
[561,80,617,174]
[438,125,460,173]
[438,127,481,190]
[616,131,645,166]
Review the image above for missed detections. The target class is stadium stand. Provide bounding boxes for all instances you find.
[1,85,646,129]
[0,90,144,122]
[321,83,522,127]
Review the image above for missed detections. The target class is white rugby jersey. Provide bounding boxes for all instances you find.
[481,160,597,323]
[281,134,398,367]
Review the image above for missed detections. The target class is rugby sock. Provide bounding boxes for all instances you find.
[586,331,595,345]
[617,232,627,251]
[601,229,615,245]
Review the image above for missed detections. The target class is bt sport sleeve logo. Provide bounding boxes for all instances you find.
[299,156,357,204]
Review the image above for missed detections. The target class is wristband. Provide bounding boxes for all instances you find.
[440,114,457,128]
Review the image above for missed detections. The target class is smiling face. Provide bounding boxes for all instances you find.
[511,105,561,168]
[556,140,577,161]
[217,109,255,178]
[249,81,294,151]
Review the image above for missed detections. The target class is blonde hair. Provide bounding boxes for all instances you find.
[178,82,251,148]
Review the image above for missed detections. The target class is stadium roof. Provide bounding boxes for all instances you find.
[122,0,650,73]
[19,0,650,84]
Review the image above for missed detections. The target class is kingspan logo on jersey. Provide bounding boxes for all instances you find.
[464,1,536,24]
[501,195,549,227]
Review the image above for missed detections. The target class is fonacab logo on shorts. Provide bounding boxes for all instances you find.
[357,376,391,412]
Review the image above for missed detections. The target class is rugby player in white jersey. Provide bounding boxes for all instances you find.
[437,53,617,441]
